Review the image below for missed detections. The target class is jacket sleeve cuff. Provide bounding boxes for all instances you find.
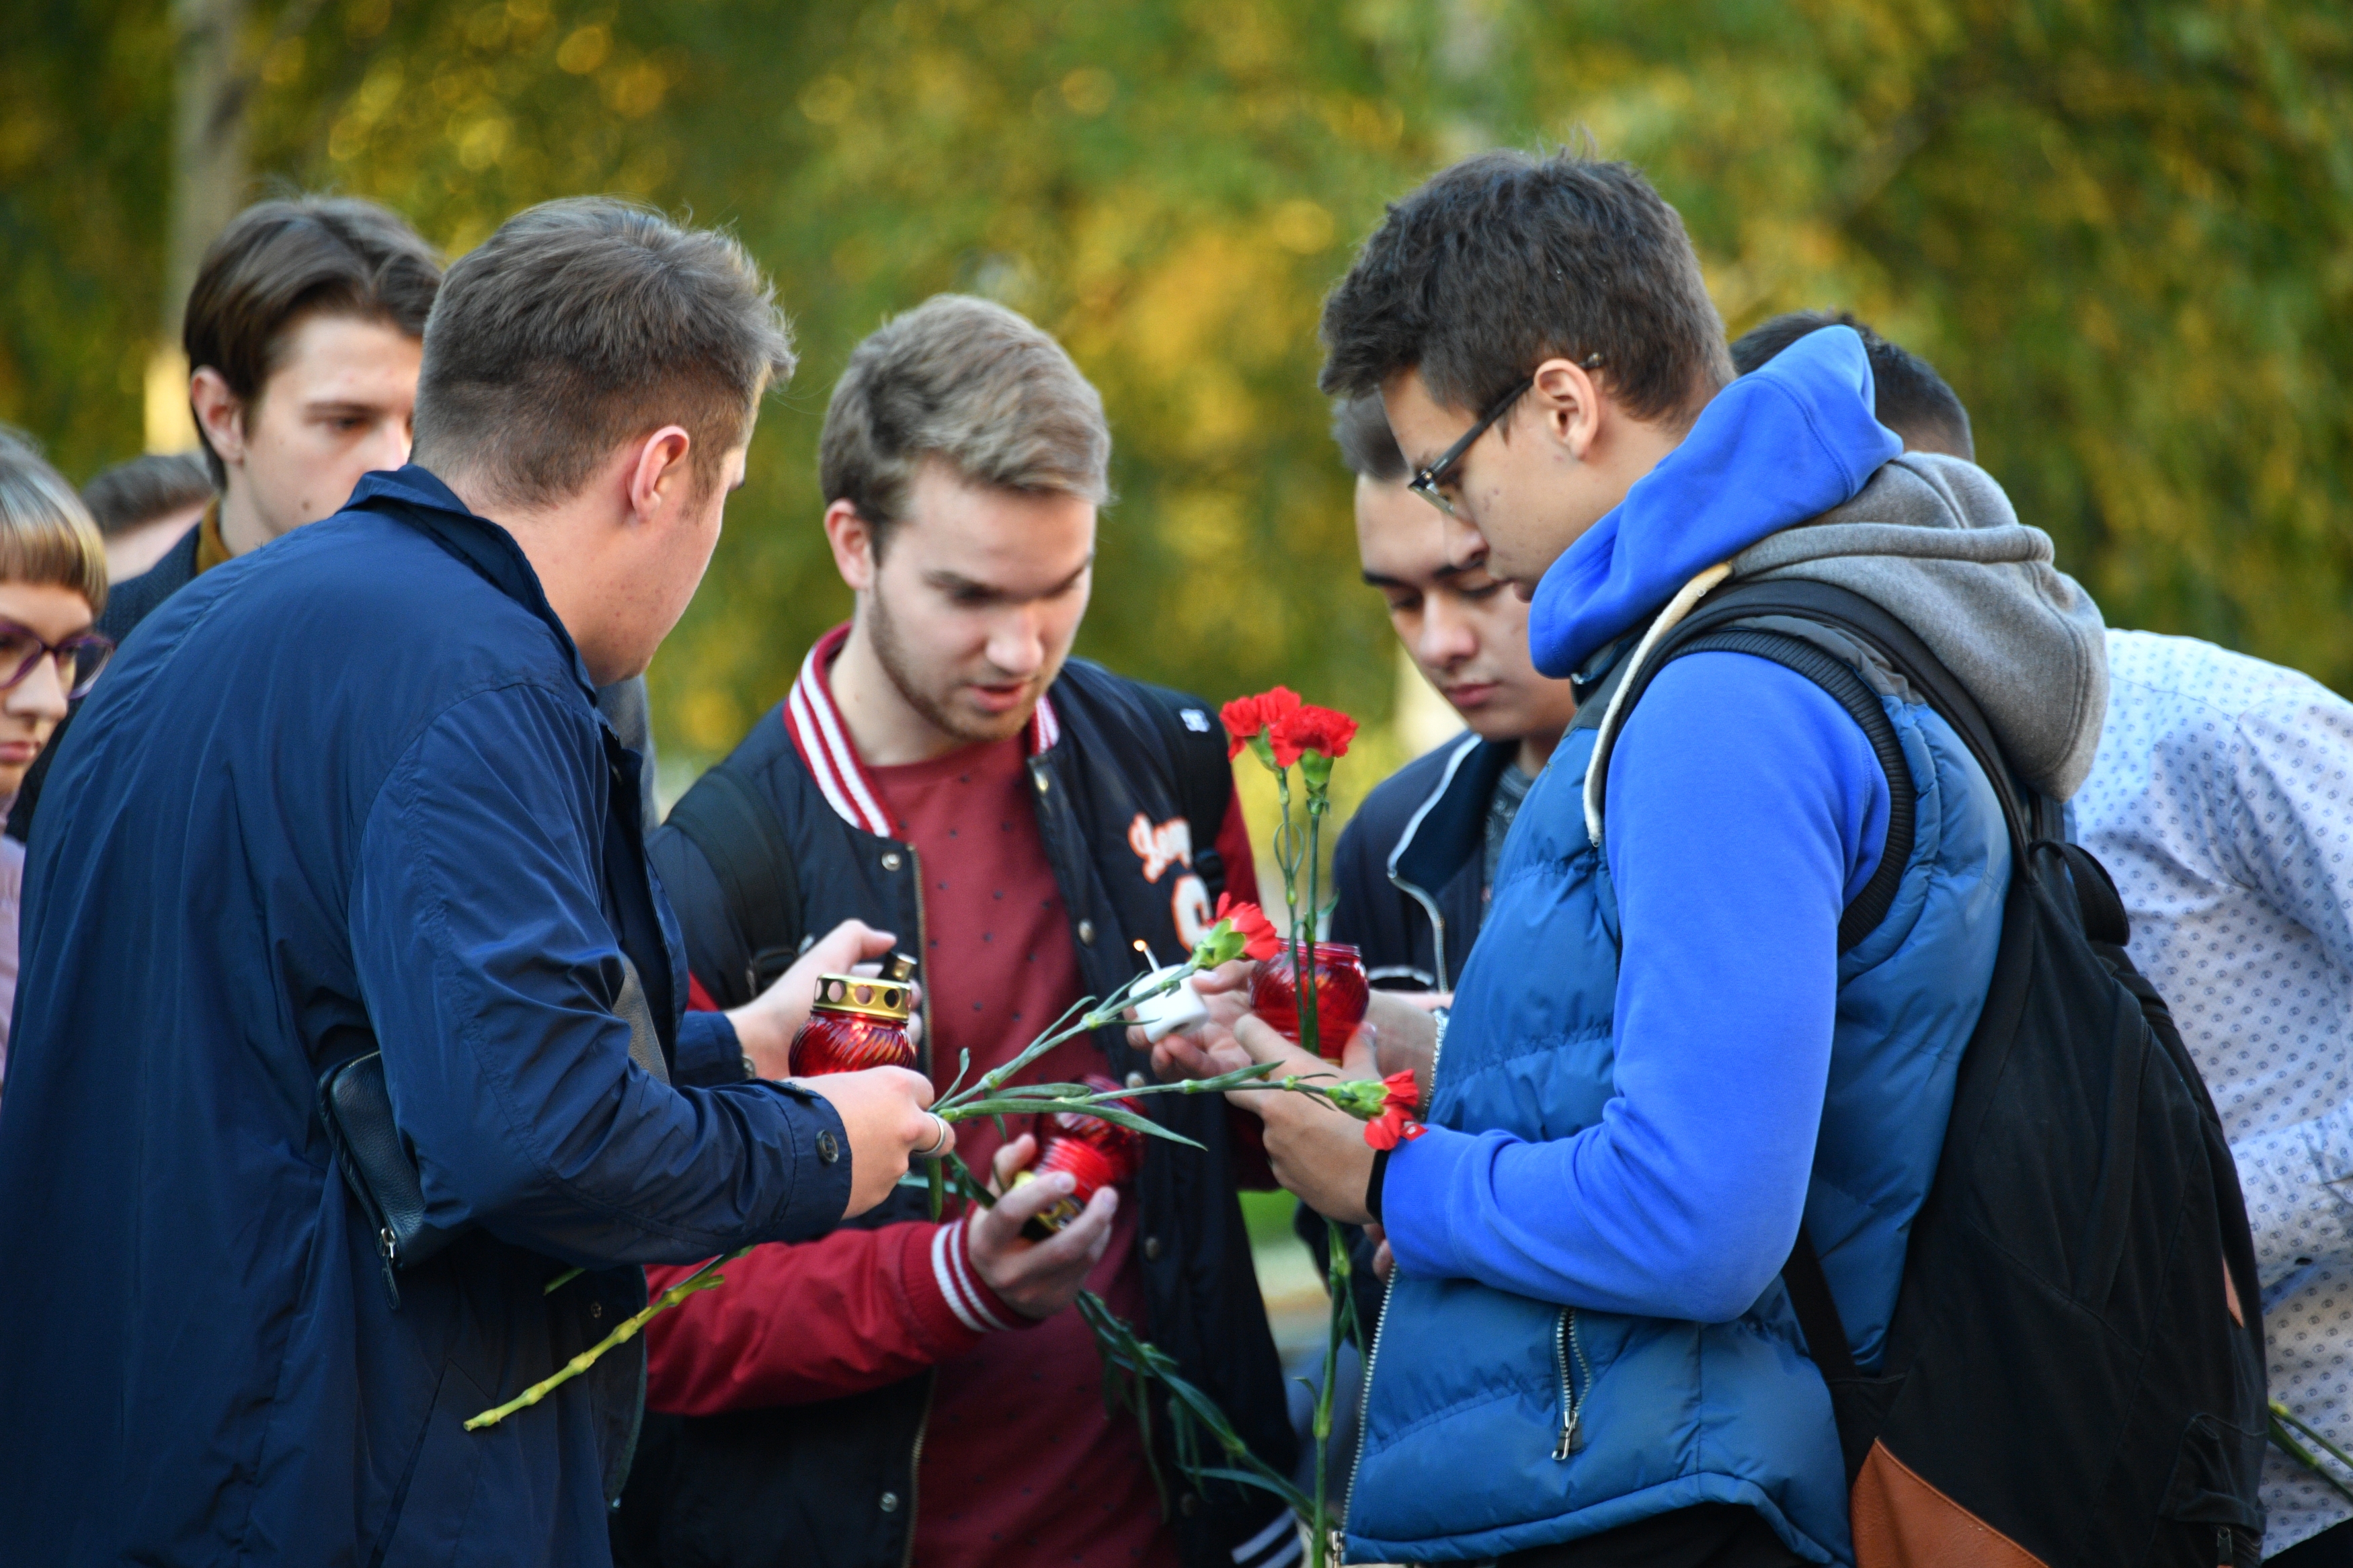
[672,1009,752,1088]
[1376,1122,1489,1280]
[746,1080,856,1243]
[902,1214,1039,1338]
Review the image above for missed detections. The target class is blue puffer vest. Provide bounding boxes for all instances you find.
[1344,643,2011,1566]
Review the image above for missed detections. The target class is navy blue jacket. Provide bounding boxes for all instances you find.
[0,467,852,1567]
[1328,731,1516,994]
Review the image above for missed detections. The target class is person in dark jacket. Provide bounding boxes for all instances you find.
[617,296,1298,1568]
[0,198,943,1568]
[9,196,661,839]
[1325,390,1580,998]
[80,449,211,580]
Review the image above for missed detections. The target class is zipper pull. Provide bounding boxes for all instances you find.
[377,1227,401,1311]
[1554,1413,1582,1459]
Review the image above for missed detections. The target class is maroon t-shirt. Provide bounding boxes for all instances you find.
[870,735,1181,1568]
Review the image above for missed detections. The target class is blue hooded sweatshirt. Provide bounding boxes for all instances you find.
[1384,327,1907,1344]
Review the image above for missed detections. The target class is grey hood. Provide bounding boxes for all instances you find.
[1726,453,2108,800]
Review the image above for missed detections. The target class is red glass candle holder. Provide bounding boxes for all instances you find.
[1250,942,1369,1062]
[789,969,918,1076]
[1016,1075,1145,1239]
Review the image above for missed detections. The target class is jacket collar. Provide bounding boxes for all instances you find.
[1388,732,1516,901]
[344,465,600,702]
[783,621,1062,838]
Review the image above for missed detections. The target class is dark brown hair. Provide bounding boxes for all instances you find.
[81,452,214,538]
[412,198,796,508]
[1730,310,1975,460]
[1330,393,1408,483]
[1319,149,1732,426]
[0,429,110,616]
[182,197,442,487]
[819,295,1109,554]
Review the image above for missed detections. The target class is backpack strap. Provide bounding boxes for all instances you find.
[1588,582,1928,956]
[1588,575,2037,870]
[664,761,805,1002]
[1782,1226,1860,1385]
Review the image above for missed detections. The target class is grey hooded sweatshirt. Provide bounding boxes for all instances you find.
[1729,453,2108,801]
[1575,452,2109,850]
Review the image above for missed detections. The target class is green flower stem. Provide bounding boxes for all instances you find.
[934,967,1189,1120]
[467,1249,745,1430]
[1311,1218,1348,1567]
[1302,776,1326,1062]
[1076,1288,1313,1521]
[2272,1399,2353,1505]
[542,1265,584,1296]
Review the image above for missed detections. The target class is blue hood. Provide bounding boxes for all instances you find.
[1527,325,1902,678]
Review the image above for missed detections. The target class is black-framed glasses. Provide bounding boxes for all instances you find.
[1407,378,1532,518]
[1404,354,1605,518]
[0,619,114,700]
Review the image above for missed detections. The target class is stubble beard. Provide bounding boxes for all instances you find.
[867,584,1043,749]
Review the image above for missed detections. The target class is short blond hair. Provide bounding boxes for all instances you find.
[0,430,110,618]
[818,296,1110,548]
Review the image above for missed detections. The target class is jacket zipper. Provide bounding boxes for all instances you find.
[1552,1309,1591,1458]
[377,1226,401,1310]
[1387,870,1451,994]
[899,848,934,1568]
[1341,1009,1450,1542]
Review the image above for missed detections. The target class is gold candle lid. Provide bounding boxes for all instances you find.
[813,971,914,1022]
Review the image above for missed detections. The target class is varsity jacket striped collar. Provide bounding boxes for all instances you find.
[783,621,1062,837]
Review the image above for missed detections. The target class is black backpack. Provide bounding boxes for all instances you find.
[1603,579,2268,1567]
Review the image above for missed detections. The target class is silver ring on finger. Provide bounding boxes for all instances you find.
[917,1113,952,1159]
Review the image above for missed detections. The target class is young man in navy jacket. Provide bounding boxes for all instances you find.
[1325,390,1580,999]
[1292,393,1580,1410]
[0,200,941,1568]
[1152,151,2107,1565]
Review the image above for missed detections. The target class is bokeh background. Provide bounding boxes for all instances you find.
[5,0,2352,796]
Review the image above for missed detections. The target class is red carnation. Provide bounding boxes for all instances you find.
[1213,893,1283,962]
[1221,688,1302,760]
[1363,1069,1426,1151]
[1268,704,1359,768]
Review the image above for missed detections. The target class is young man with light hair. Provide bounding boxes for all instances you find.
[0,198,941,1568]
[621,294,1298,1568]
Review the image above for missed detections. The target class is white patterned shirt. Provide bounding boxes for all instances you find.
[2075,629,2353,1554]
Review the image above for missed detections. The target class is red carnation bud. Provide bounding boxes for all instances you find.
[1363,1069,1427,1151]
[1213,893,1284,962]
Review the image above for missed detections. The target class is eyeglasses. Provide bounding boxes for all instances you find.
[1404,354,1605,519]
[0,619,115,700]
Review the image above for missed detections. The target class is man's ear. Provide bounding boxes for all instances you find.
[625,426,694,523]
[822,498,879,591]
[189,368,246,470]
[1527,356,1605,462]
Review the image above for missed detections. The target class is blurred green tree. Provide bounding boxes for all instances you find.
[2,0,2348,792]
